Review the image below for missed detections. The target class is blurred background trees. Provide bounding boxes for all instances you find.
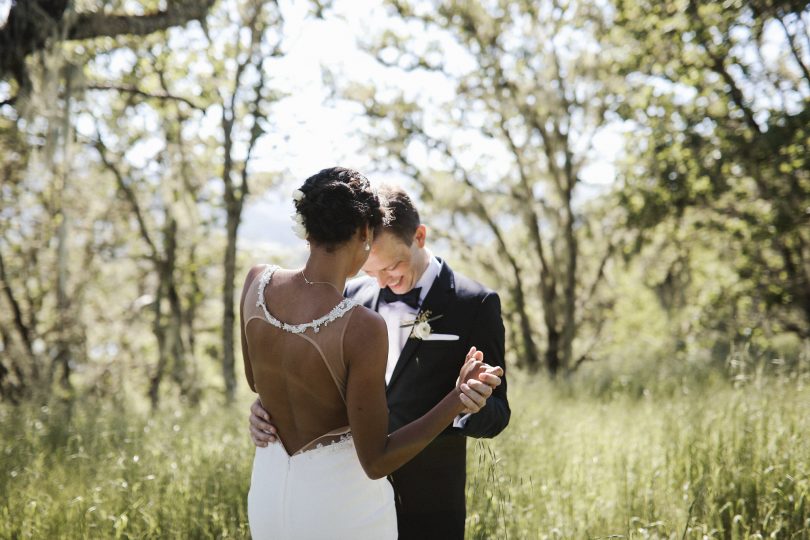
[1,0,808,405]
[0,0,287,404]
[343,0,626,376]
[613,0,810,349]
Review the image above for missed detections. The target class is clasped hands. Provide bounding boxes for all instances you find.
[456,346,503,415]
[248,346,503,447]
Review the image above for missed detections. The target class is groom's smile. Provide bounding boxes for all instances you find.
[362,229,431,295]
[387,275,405,291]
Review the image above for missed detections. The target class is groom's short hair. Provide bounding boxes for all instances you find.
[378,184,421,246]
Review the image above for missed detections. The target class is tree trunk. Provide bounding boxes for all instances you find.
[545,325,562,376]
[186,245,200,360]
[471,186,541,370]
[149,217,181,408]
[222,206,239,402]
[54,195,72,390]
[148,279,167,409]
[0,251,35,364]
[164,217,188,394]
[0,325,26,403]
[511,280,541,371]
[183,244,202,403]
[53,73,75,392]
[560,192,578,371]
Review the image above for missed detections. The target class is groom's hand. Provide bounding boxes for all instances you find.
[459,367,503,413]
[249,398,278,447]
[457,347,503,414]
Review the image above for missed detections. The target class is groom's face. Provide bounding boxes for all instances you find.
[362,228,426,294]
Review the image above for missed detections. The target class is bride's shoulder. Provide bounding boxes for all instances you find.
[344,305,386,341]
[241,264,286,288]
[343,306,387,365]
[246,263,291,276]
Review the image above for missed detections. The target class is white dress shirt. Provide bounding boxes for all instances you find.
[378,253,441,384]
[376,252,470,428]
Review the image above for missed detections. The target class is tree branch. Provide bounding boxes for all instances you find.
[0,249,35,358]
[0,0,215,85]
[579,232,616,315]
[686,0,762,134]
[93,133,160,262]
[776,14,810,88]
[84,84,204,110]
[239,60,267,203]
[67,1,215,41]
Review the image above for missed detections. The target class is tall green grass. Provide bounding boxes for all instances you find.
[466,371,810,538]
[0,398,253,539]
[2,367,809,538]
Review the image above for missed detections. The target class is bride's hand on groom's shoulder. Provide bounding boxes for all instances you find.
[456,347,504,414]
[249,398,278,447]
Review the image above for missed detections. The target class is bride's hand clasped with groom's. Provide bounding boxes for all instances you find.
[456,346,503,414]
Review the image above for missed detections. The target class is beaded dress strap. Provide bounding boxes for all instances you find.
[256,265,358,334]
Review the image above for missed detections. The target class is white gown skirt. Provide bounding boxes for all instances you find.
[248,436,397,539]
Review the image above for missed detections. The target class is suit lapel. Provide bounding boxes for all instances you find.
[386,260,455,392]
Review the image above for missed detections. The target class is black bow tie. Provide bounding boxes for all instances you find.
[379,287,422,309]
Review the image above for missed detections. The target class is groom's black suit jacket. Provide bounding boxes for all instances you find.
[345,259,510,540]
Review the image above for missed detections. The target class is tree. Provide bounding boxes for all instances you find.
[0,0,291,405]
[203,0,284,402]
[0,1,220,404]
[348,0,624,375]
[613,0,810,340]
[0,114,36,402]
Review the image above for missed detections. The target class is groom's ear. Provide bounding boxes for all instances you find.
[413,224,427,248]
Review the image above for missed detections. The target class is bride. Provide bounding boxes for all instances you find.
[240,167,502,539]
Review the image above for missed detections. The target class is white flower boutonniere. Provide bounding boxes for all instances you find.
[400,310,443,340]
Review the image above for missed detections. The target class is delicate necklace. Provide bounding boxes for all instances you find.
[300,269,342,294]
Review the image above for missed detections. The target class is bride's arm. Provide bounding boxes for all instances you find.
[344,308,482,480]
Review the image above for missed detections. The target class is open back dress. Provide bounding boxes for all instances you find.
[242,265,397,540]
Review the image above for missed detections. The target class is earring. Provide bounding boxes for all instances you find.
[364,242,370,252]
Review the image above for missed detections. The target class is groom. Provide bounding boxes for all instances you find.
[249,184,510,539]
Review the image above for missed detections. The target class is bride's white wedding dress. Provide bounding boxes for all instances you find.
[243,266,397,539]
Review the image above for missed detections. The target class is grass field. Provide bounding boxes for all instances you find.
[2,369,809,539]
[466,373,810,538]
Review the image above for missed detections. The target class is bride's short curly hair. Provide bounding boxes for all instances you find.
[294,167,384,250]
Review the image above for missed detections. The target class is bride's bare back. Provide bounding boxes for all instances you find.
[241,265,359,455]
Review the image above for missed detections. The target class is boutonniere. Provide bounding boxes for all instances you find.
[400,310,443,340]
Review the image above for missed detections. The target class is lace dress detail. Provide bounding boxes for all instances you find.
[291,432,354,461]
[256,265,357,334]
